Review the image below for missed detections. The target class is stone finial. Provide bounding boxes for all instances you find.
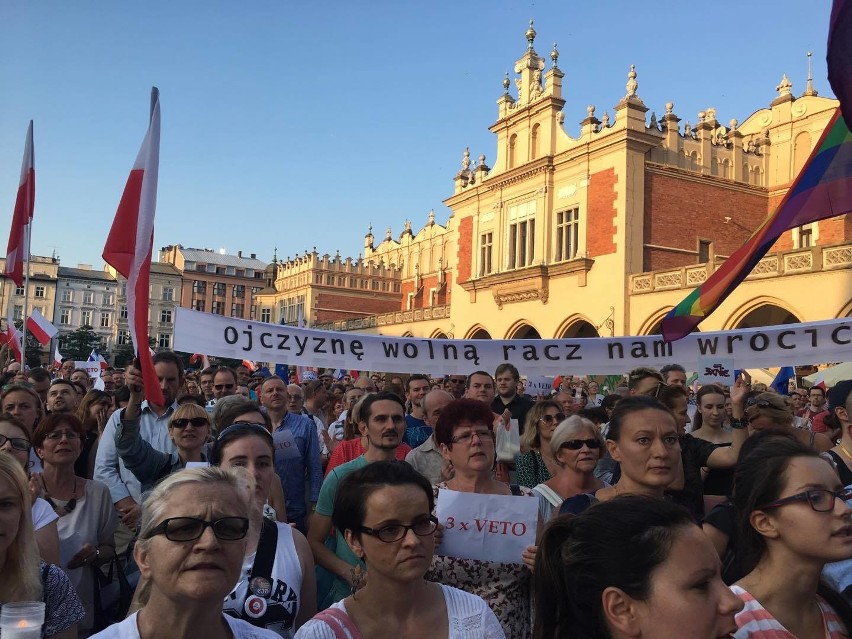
[803,51,818,96]
[729,118,738,130]
[625,64,638,98]
[551,42,559,68]
[404,220,412,233]
[478,154,486,167]
[601,112,610,127]
[706,107,717,122]
[557,112,565,125]
[503,71,510,94]
[385,227,392,241]
[684,120,692,135]
[649,111,658,128]
[461,147,471,170]
[525,19,536,50]
[428,209,436,226]
[697,111,706,122]
[665,102,673,115]
[776,73,792,97]
[587,104,595,118]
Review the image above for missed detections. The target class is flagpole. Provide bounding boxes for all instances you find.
[20,224,29,368]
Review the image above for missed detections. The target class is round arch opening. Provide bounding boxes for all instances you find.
[466,327,492,340]
[733,303,800,329]
[558,320,599,339]
[508,324,541,340]
[431,330,448,339]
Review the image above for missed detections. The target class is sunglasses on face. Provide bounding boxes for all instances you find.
[171,417,209,429]
[539,413,566,424]
[560,438,602,450]
[145,516,249,542]
[0,433,31,452]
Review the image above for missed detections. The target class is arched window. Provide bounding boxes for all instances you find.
[530,124,540,160]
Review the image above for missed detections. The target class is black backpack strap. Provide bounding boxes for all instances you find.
[241,518,279,627]
[509,484,523,496]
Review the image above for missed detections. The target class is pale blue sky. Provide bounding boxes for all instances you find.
[0,1,834,269]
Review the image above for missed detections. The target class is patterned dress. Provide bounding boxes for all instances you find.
[425,483,534,639]
[731,585,849,638]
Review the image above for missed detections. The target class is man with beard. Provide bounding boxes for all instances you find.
[491,363,534,434]
[260,376,322,533]
[308,392,405,605]
[95,351,183,530]
[46,379,80,414]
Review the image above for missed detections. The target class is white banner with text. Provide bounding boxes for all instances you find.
[435,489,539,564]
[173,308,852,376]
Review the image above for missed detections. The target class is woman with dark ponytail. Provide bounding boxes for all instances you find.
[534,496,741,639]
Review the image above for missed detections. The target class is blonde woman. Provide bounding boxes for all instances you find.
[115,403,213,493]
[0,452,84,638]
[516,400,564,488]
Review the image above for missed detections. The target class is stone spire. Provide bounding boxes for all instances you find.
[615,64,647,130]
[802,51,818,96]
[772,73,794,106]
[525,19,536,51]
[550,42,559,68]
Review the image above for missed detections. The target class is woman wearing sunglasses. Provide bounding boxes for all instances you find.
[32,413,117,636]
[532,416,606,522]
[92,466,280,639]
[560,396,681,516]
[212,421,316,637]
[0,413,61,566]
[517,400,565,489]
[745,391,833,452]
[427,399,538,638]
[729,436,852,637]
[297,460,503,638]
[115,403,212,493]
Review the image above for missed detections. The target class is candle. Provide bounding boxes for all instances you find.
[0,602,45,639]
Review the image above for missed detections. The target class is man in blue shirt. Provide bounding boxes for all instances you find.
[403,373,432,448]
[260,376,322,533]
[94,351,182,530]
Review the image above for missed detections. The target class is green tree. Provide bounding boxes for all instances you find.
[112,337,157,367]
[59,326,104,362]
[14,321,44,369]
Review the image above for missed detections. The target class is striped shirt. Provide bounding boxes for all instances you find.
[731,585,849,638]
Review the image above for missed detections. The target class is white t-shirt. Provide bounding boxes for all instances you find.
[32,497,59,530]
[224,521,303,638]
[295,584,504,638]
[90,611,281,639]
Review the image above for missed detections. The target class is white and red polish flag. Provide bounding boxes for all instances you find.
[102,88,165,407]
[5,121,35,287]
[53,343,63,369]
[26,308,58,345]
[3,307,22,363]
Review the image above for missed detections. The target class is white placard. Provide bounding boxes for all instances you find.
[173,307,852,376]
[73,361,104,378]
[697,357,735,386]
[524,375,554,395]
[435,489,538,564]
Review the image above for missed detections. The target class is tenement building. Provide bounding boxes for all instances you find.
[308,22,850,340]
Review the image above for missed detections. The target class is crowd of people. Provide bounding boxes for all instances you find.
[1,352,851,638]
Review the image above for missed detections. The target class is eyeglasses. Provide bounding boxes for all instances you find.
[216,422,269,441]
[539,413,566,424]
[213,384,235,391]
[44,430,81,441]
[144,516,250,542]
[287,394,304,401]
[0,433,31,452]
[359,516,439,543]
[560,438,602,450]
[759,488,852,513]
[450,428,494,445]
[171,417,209,429]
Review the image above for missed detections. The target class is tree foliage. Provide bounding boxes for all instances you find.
[59,326,104,362]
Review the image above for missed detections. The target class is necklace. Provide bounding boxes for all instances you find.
[42,476,78,517]
[838,441,852,463]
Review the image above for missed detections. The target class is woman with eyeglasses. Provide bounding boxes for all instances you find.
[212,421,317,637]
[32,413,118,636]
[426,399,538,638]
[516,400,565,489]
[728,435,852,637]
[560,396,681,517]
[75,389,114,479]
[297,460,503,638]
[532,416,606,522]
[0,413,61,566]
[745,391,833,452]
[115,402,213,494]
[0,452,85,639]
[91,466,281,639]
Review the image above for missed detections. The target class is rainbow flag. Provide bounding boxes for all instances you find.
[662,0,852,342]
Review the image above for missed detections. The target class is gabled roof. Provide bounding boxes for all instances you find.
[57,267,116,282]
[178,248,267,270]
